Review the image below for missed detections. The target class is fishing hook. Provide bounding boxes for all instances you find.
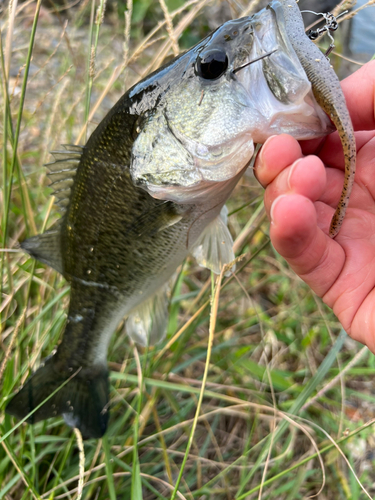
[232,49,278,74]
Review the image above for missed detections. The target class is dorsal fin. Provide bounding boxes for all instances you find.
[20,146,84,273]
[21,227,63,274]
[61,144,84,153]
[45,145,83,214]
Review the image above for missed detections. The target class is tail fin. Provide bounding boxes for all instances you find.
[6,357,109,439]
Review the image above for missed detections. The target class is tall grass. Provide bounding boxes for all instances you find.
[1,0,375,499]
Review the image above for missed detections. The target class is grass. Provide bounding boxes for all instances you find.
[1,0,375,498]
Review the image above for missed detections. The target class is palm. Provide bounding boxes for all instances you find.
[254,59,375,351]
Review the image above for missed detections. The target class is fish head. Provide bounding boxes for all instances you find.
[130,4,333,203]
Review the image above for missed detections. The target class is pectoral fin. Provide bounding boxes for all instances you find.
[128,201,185,238]
[191,205,235,276]
[126,284,170,346]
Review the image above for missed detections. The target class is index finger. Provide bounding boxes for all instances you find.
[341,60,375,131]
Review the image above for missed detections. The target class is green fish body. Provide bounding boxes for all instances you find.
[7,0,353,438]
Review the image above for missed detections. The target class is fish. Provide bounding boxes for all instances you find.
[6,0,354,438]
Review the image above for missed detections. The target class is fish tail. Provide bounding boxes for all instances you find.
[6,356,109,438]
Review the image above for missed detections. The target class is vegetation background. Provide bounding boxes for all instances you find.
[1,0,375,498]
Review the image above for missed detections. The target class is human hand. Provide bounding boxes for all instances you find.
[254,61,375,352]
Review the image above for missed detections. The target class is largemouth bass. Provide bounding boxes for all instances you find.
[6,0,354,438]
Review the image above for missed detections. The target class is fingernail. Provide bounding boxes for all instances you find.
[287,158,303,190]
[270,194,287,224]
[257,135,278,170]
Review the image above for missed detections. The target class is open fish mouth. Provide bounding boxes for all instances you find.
[231,6,333,142]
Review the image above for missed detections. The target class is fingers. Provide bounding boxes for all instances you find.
[255,135,327,213]
[270,194,345,297]
[264,155,327,217]
[255,133,365,213]
[254,134,345,298]
[341,60,375,131]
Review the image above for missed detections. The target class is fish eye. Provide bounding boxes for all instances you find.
[195,49,229,80]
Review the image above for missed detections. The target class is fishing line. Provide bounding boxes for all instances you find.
[302,9,348,57]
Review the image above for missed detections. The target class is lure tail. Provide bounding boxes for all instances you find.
[6,357,109,438]
[273,0,356,238]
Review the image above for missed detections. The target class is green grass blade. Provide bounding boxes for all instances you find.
[170,272,220,500]
[289,328,347,414]
[2,438,41,500]
[2,0,42,247]
[132,453,143,500]
[102,435,117,500]
[235,328,348,497]
[237,416,375,499]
